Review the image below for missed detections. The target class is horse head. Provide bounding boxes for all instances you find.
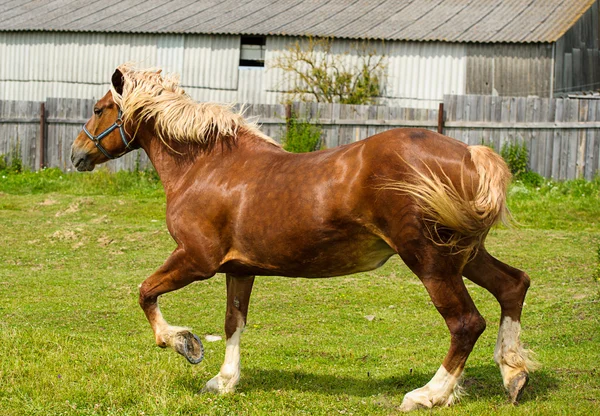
[71,69,136,171]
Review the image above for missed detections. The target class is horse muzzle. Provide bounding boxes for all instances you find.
[70,147,96,172]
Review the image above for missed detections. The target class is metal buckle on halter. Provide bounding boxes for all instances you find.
[82,110,133,159]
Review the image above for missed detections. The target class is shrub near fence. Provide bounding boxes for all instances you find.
[1,95,599,180]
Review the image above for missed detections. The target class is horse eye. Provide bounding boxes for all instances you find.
[93,108,103,116]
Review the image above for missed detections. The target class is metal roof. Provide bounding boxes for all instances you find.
[0,0,595,43]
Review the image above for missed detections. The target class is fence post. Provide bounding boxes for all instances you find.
[437,102,444,134]
[38,102,46,170]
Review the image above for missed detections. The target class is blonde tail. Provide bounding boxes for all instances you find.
[386,145,511,256]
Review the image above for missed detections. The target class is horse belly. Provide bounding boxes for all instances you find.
[221,235,396,278]
[304,238,396,277]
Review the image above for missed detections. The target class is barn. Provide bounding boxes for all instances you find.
[1,0,598,108]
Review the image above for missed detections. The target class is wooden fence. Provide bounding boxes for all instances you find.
[1,95,599,180]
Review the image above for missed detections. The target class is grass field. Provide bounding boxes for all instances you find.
[0,169,599,415]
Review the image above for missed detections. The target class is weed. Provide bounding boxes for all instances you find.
[0,141,25,174]
[501,141,528,177]
[500,141,545,186]
[281,112,323,153]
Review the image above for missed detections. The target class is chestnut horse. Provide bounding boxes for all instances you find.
[71,65,534,411]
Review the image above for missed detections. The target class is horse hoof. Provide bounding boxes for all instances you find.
[175,331,204,364]
[508,371,529,404]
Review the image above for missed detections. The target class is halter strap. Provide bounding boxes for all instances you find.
[82,110,133,159]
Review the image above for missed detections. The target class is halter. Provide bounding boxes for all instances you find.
[82,109,133,159]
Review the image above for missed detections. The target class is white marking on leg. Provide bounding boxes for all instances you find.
[204,326,243,394]
[494,316,537,388]
[151,305,190,349]
[400,365,463,411]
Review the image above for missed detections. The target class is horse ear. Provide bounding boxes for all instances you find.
[111,69,124,95]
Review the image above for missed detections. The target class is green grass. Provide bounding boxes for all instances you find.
[0,170,599,415]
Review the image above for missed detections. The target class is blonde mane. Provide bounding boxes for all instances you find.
[111,63,279,149]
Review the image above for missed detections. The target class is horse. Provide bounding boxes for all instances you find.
[70,64,535,411]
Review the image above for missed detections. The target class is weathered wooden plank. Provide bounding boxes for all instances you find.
[480,95,492,146]
[535,98,547,176]
[499,97,511,151]
[594,102,600,177]
[584,100,597,179]
[577,100,589,178]
[563,53,574,93]
[326,103,338,148]
[526,97,537,172]
[555,39,566,94]
[552,99,564,179]
[366,105,378,138]
[564,99,579,179]
[376,105,389,137]
[573,49,583,93]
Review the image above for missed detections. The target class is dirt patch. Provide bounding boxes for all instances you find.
[55,203,80,217]
[90,215,109,224]
[39,199,57,206]
[97,235,114,247]
[50,230,78,241]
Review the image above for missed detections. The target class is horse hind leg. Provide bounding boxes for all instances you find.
[463,247,536,403]
[397,245,486,411]
[204,273,255,394]
[139,247,207,364]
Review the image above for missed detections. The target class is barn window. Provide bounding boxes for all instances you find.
[240,36,266,68]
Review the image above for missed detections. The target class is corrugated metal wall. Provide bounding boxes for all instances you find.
[1,31,470,109]
[3,31,561,109]
[0,32,243,102]
[384,41,467,108]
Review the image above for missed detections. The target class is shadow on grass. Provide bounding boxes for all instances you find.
[180,364,560,403]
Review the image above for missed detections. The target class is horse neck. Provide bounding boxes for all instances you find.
[138,128,280,198]
[138,134,200,198]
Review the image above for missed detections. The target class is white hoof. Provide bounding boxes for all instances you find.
[399,394,433,412]
[399,366,461,411]
[400,388,454,412]
[202,370,239,394]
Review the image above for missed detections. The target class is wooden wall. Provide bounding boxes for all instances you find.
[554,0,600,95]
[1,97,599,181]
[466,43,554,97]
[0,98,152,172]
[444,94,600,180]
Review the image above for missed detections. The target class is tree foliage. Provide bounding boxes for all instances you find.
[272,37,386,105]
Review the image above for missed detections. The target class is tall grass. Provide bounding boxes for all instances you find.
[0,167,163,197]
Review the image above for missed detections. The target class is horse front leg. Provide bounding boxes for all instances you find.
[204,273,255,394]
[139,247,212,364]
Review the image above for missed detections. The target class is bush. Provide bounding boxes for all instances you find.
[0,141,25,174]
[281,113,323,153]
[501,141,529,178]
[519,171,545,188]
